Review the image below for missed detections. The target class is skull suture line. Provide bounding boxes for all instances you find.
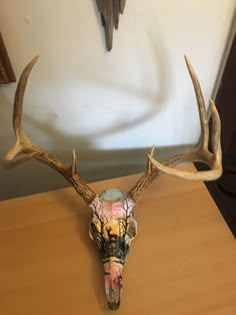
[3,56,222,310]
[89,189,137,310]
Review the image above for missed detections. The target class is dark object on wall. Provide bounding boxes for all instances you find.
[216,33,236,195]
[0,33,16,84]
[96,0,126,51]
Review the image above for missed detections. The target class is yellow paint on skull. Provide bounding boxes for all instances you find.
[103,219,125,240]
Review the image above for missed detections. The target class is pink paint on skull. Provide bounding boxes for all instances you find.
[104,261,123,309]
[90,194,135,220]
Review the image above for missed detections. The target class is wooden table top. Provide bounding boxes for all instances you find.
[0,165,235,315]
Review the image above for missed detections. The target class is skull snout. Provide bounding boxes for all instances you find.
[104,261,123,310]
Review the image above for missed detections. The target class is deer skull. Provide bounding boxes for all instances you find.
[89,189,137,310]
[3,56,222,310]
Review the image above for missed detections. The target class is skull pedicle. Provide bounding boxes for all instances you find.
[89,189,137,310]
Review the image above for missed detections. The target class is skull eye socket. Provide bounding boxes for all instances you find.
[126,218,137,241]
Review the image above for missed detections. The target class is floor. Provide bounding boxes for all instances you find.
[196,163,236,238]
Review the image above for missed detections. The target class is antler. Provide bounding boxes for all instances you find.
[3,56,96,205]
[3,55,222,206]
[128,56,222,203]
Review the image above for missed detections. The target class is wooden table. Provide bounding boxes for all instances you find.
[0,165,236,314]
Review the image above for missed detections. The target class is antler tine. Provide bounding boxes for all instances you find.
[3,56,96,205]
[210,99,222,162]
[13,56,39,136]
[3,56,39,165]
[128,56,222,203]
[184,55,209,152]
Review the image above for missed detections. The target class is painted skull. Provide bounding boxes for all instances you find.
[89,189,137,310]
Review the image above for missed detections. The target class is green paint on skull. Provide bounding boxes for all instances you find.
[99,189,127,201]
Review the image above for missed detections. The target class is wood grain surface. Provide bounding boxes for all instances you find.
[0,165,235,314]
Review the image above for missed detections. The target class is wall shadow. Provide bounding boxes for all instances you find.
[0,30,175,200]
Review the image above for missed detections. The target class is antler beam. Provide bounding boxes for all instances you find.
[3,56,96,205]
[128,56,222,202]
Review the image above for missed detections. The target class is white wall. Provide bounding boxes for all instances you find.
[0,0,235,199]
